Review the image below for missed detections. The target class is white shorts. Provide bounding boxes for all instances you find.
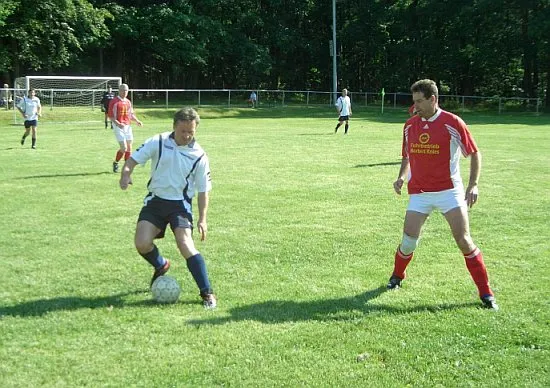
[112,124,133,143]
[407,187,466,214]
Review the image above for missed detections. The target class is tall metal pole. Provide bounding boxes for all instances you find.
[332,0,338,104]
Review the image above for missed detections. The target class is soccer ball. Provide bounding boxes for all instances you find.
[151,276,181,303]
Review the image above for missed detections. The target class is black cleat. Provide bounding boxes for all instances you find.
[151,259,171,287]
[387,275,402,290]
[480,295,499,311]
[112,161,119,173]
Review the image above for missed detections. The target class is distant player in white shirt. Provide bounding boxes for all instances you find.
[119,107,217,309]
[17,89,42,149]
[334,88,352,134]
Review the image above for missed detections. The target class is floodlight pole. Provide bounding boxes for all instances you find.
[332,0,338,104]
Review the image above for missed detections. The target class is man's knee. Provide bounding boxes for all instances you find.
[455,234,475,252]
[400,233,419,255]
[135,235,154,253]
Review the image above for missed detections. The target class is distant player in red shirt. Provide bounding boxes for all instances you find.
[388,79,498,310]
[108,83,143,173]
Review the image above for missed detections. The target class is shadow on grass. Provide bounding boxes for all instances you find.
[187,286,478,325]
[0,290,145,317]
[13,171,112,179]
[0,289,211,317]
[354,161,402,168]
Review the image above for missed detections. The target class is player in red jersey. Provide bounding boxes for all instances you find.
[387,79,498,310]
[108,83,143,173]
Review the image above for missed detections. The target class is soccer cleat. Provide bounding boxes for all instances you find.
[112,161,119,173]
[480,294,499,311]
[31,145,36,149]
[150,259,171,287]
[200,292,217,309]
[387,275,402,290]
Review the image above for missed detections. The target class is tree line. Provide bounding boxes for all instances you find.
[1,0,548,106]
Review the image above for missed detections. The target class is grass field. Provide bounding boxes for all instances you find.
[0,106,548,387]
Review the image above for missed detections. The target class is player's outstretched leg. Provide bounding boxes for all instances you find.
[186,253,216,309]
[138,244,170,287]
[21,129,30,145]
[387,246,414,289]
[464,247,498,310]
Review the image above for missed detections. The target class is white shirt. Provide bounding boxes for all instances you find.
[131,132,212,203]
[18,96,41,120]
[336,95,351,116]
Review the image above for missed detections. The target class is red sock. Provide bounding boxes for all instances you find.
[124,151,131,161]
[464,248,492,297]
[392,246,413,279]
[115,150,124,162]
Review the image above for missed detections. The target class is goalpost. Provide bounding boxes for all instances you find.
[14,75,122,110]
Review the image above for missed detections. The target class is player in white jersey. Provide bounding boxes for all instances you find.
[17,89,42,149]
[334,88,352,134]
[119,107,216,309]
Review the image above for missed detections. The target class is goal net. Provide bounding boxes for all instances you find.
[14,76,122,109]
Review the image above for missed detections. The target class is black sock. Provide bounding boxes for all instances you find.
[31,137,36,147]
[345,124,349,133]
[139,245,166,269]
[186,253,212,294]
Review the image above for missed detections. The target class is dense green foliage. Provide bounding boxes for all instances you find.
[1,1,549,104]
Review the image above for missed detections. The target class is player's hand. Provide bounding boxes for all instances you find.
[465,184,479,208]
[119,175,132,190]
[137,120,143,127]
[393,178,404,195]
[197,221,207,241]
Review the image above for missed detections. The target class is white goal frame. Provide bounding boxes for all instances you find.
[14,75,122,108]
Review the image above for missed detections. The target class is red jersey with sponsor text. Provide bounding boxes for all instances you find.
[108,96,133,126]
[401,109,478,194]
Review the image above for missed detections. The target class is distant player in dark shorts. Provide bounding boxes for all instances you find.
[334,88,352,134]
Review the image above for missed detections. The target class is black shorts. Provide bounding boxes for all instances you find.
[338,115,350,122]
[138,195,193,239]
[24,120,38,128]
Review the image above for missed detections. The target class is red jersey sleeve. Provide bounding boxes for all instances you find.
[401,116,418,158]
[107,98,117,120]
[452,114,478,156]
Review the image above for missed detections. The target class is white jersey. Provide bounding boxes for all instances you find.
[336,95,351,116]
[18,96,41,120]
[131,132,212,202]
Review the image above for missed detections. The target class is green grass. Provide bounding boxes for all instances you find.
[0,106,548,387]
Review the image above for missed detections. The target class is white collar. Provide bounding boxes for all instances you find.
[421,108,442,122]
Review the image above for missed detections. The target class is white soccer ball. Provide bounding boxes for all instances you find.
[151,276,181,303]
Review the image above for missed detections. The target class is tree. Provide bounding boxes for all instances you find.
[0,0,110,80]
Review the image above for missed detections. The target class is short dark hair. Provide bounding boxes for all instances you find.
[411,79,438,100]
[173,107,200,126]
